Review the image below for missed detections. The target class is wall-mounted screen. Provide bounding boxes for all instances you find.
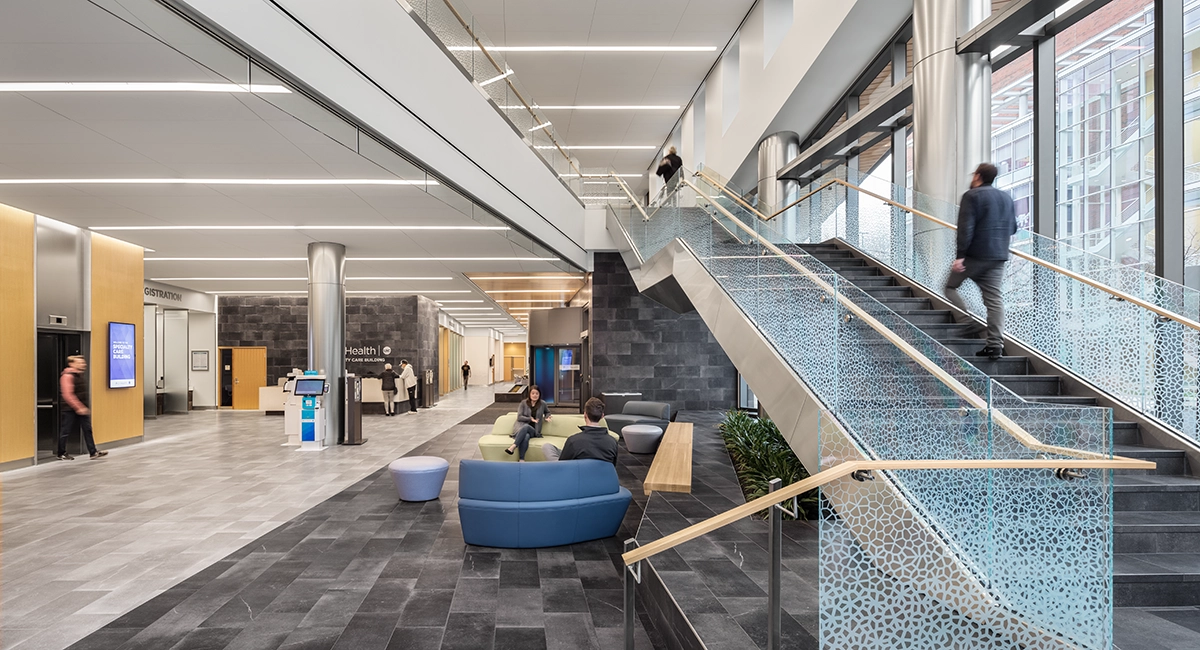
[293,378,326,396]
[108,321,137,388]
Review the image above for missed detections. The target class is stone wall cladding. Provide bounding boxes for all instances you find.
[589,252,736,412]
[218,295,440,387]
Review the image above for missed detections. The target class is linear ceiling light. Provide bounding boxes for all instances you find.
[485,289,574,294]
[434,300,484,303]
[560,173,642,178]
[440,307,496,311]
[449,46,716,52]
[149,276,454,281]
[208,290,472,295]
[94,225,503,231]
[535,145,655,150]
[470,275,584,280]
[146,257,555,262]
[582,196,633,200]
[4,178,433,186]
[495,300,565,303]
[346,290,471,294]
[528,121,553,132]
[505,105,679,110]
[479,69,515,87]
[0,82,291,93]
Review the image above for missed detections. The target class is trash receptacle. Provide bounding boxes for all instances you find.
[343,374,366,445]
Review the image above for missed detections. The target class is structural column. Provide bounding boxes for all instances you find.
[308,242,346,447]
[1154,0,1185,285]
[1032,36,1057,239]
[891,41,910,265]
[912,0,991,278]
[757,132,800,234]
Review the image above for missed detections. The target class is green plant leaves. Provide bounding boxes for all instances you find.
[718,410,818,520]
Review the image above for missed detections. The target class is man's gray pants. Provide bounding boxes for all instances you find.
[944,258,1007,349]
[382,390,396,415]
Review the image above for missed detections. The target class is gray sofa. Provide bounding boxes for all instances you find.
[604,401,672,436]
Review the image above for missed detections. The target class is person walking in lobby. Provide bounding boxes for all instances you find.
[399,359,418,414]
[379,363,400,416]
[944,162,1018,361]
[505,385,550,460]
[461,360,471,391]
[57,355,107,460]
[543,398,617,464]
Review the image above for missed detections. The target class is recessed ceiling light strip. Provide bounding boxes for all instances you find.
[0,178,433,186]
[0,82,292,93]
[448,46,716,52]
[94,225,505,231]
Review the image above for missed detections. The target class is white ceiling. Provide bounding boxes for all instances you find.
[0,0,613,333]
[459,0,754,175]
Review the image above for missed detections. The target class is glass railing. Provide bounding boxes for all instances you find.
[403,0,583,187]
[708,165,1200,443]
[609,177,1117,647]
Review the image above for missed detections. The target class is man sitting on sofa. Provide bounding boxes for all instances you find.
[543,398,618,465]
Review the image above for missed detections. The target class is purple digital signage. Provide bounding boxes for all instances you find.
[108,321,137,388]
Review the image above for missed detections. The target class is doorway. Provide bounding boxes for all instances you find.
[36,331,86,460]
[218,346,266,409]
[530,345,581,408]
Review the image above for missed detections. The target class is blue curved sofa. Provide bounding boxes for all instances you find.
[458,459,632,548]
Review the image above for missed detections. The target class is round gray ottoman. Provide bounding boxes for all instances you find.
[622,424,664,454]
[388,456,450,501]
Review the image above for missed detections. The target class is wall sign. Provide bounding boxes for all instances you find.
[108,321,137,388]
[192,350,209,371]
[346,344,393,364]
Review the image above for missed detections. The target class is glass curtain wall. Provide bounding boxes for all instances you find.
[1184,1,1200,287]
[991,52,1035,230]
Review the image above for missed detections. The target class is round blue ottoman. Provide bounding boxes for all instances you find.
[388,456,450,501]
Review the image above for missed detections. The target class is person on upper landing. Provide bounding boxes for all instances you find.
[655,146,683,185]
[543,397,617,465]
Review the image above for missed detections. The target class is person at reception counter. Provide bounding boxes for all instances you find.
[399,359,418,414]
[505,385,551,460]
[543,398,616,465]
[461,361,471,391]
[58,355,107,460]
[379,363,400,416]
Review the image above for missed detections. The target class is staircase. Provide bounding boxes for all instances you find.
[797,240,1200,607]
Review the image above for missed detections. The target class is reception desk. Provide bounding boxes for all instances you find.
[260,378,395,414]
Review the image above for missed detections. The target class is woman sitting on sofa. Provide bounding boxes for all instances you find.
[506,385,551,460]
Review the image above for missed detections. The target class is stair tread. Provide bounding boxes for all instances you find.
[1114,474,1200,491]
[1115,553,1200,579]
[1115,511,1200,528]
[1114,444,1186,457]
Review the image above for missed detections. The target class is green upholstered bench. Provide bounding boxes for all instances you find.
[478,413,617,461]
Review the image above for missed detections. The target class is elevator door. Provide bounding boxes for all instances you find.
[36,331,84,459]
[556,347,581,407]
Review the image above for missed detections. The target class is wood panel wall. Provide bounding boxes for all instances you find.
[90,233,145,445]
[0,204,36,464]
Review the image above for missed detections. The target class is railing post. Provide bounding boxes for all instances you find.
[768,478,782,650]
[624,538,639,650]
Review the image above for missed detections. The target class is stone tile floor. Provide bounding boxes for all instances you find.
[46,401,657,650]
[0,387,502,650]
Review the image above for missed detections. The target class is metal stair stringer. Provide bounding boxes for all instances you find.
[606,214,1082,649]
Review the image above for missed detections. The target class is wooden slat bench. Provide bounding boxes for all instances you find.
[642,422,693,496]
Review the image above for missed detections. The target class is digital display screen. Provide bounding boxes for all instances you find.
[108,322,137,389]
[293,379,326,396]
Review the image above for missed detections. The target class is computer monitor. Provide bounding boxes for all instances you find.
[293,378,326,396]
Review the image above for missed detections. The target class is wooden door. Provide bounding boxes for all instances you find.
[231,347,267,409]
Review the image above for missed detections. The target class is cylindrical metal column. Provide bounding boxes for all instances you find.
[308,242,346,447]
[912,0,991,208]
[757,132,800,215]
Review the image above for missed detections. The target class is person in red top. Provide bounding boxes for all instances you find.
[58,356,107,460]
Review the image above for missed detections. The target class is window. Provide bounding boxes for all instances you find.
[764,0,794,66]
[722,37,741,133]
[991,51,1034,230]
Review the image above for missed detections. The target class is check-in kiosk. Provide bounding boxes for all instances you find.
[293,374,328,451]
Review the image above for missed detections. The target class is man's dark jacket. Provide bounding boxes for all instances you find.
[559,425,618,465]
[956,184,1018,261]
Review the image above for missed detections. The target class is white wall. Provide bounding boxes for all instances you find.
[464,334,493,386]
[674,0,910,188]
[188,312,218,407]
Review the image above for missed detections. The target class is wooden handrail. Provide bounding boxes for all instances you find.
[622,456,1154,566]
[607,174,650,222]
[693,169,1200,333]
[679,178,1140,464]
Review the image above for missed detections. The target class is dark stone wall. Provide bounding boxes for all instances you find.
[589,252,736,412]
[218,295,440,388]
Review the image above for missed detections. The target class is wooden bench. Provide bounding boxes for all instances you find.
[642,422,693,496]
